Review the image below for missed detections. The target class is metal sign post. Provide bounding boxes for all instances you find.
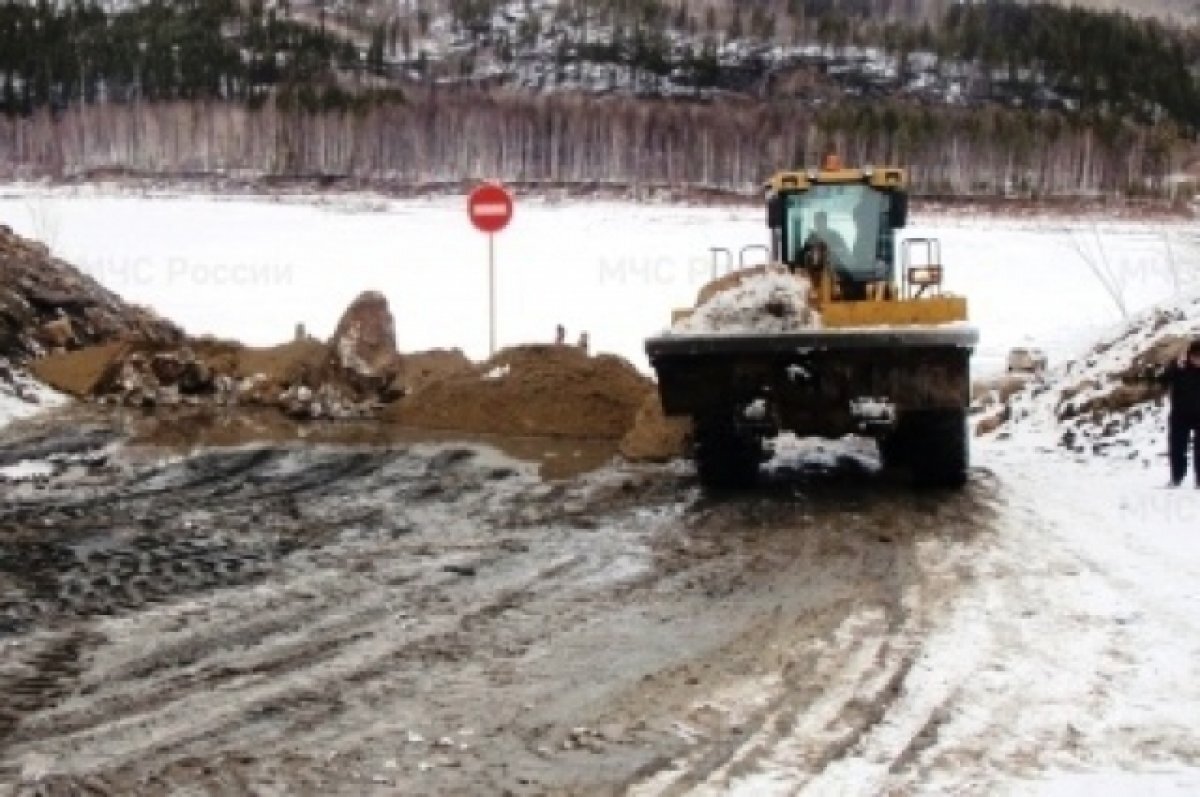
[488,232,496,356]
[468,182,514,358]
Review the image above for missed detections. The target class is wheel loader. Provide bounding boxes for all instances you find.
[644,155,978,489]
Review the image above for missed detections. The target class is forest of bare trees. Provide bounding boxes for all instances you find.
[0,91,1189,198]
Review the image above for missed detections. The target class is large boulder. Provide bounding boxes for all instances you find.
[329,291,398,377]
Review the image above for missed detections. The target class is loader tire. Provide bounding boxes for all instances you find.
[904,410,969,489]
[693,420,764,492]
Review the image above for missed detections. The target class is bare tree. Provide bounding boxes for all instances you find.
[1065,224,1130,321]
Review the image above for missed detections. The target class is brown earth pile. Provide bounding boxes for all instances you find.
[29,341,132,397]
[385,344,652,439]
[0,225,182,361]
[27,290,415,419]
[618,392,691,462]
[390,349,474,396]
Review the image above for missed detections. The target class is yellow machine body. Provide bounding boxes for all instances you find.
[678,156,969,329]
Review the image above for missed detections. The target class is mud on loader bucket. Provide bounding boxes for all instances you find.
[645,327,979,490]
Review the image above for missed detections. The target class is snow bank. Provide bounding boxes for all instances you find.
[0,365,66,432]
[980,294,1200,466]
[670,270,820,335]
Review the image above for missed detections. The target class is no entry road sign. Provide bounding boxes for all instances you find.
[468,182,514,357]
[468,183,514,234]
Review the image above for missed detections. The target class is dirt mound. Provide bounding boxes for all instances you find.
[224,338,334,383]
[0,225,181,361]
[619,392,691,462]
[29,342,132,398]
[385,345,651,439]
[390,349,474,396]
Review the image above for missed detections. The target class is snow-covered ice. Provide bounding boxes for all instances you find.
[0,186,1194,374]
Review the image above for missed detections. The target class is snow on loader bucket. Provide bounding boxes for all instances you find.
[645,155,979,490]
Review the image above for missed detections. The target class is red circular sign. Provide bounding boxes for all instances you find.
[468,183,514,234]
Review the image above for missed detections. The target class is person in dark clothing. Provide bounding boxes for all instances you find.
[1161,339,1200,487]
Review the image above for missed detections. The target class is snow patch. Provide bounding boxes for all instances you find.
[764,433,879,475]
[1,366,66,432]
[0,459,55,481]
[670,270,821,335]
[483,365,510,380]
[1025,768,1200,796]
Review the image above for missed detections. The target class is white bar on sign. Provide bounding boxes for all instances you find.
[473,203,509,215]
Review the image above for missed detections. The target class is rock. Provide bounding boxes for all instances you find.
[330,291,398,377]
[972,374,1030,407]
[214,374,236,400]
[38,316,76,349]
[179,359,213,394]
[157,385,182,406]
[151,352,187,385]
[975,411,1007,437]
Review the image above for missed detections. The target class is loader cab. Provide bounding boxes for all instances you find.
[766,161,908,302]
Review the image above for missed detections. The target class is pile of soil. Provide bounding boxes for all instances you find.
[618,392,691,462]
[0,225,181,362]
[385,345,652,440]
[390,349,474,396]
[28,289,419,420]
[198,337,335,385]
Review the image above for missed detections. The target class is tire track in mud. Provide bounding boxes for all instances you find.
[626,480,999,797]
[0,422,1002,795]
[0,426,662,793]
[0,439,441,637]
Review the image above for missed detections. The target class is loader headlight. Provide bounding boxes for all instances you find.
[908,266,943,287]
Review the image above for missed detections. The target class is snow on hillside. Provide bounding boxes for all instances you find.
[0,186,1193,376]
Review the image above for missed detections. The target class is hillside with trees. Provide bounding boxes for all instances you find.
[0,0,1197,198]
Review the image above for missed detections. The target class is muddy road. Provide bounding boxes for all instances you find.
[0,414,1000,795]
